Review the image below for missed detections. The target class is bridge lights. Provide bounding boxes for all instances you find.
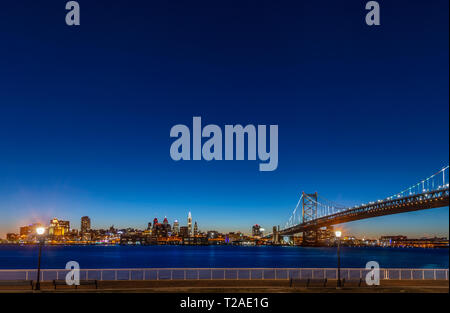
[335,231,342,288]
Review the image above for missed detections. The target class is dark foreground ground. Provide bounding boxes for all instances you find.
[0,280,448,293]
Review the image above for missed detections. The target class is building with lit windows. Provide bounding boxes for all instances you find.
[81,216,91,233]
[180,226,189,238]
[193,221,198,236]
[173,220,180,235]
[187,212,192,237]
[252,224,262,237]
[48,218,70,236]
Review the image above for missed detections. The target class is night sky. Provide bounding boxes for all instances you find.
[0,0,448,238]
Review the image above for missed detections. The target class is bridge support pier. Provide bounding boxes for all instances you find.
[272,225,280,245]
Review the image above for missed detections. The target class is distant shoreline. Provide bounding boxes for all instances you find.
[0,243,448,249]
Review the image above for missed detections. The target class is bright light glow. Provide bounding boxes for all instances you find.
[36,227,45,235]
[335,231,342,238]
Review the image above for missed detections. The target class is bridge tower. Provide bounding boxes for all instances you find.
[272,225,280,244]
[302,192,319,246]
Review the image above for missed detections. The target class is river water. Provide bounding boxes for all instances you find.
[0,245,448,269]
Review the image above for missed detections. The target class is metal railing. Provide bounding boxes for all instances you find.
[0,268,448,282]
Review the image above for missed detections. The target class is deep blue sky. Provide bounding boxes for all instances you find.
[0,0,448,238]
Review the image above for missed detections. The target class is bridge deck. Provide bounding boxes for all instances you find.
[279,188,449,236]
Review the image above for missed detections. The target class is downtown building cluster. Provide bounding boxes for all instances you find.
[3,213,267,246]
[3,217,447,248]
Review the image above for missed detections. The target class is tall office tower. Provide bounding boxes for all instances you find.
[152,218,162,237]
[147,222,152,231]
[152,218,159,230]
[81,216,91,233]
[162,217,171,236]
[187,212,192,237]
[179,226,189,238]
[252,224,262,237]
[173,220,180,235]
[193,221,198,236]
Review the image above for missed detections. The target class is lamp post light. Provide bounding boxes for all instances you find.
[335,230,342,288]
[35,227,45,291]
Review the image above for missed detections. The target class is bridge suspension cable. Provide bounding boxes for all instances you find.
[386,165,449,200]
[284,193,303,229]
[283,193,346,230]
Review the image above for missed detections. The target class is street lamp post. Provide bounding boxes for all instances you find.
[335,230,342,288]
[35,227,45,291]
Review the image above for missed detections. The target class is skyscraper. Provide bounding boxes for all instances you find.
[81,216,91,233]
[193,221,198,236]
[252,224,262,237]
[173,219,180,235]
[163,217,171,235]
[187,212,192,237]
[152,218,161,237]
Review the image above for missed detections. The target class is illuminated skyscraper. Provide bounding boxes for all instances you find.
[173,220,180,235]
[252,224,262,237]
[163,217,171,235]
[187,212,192,237]
[193,221,198,236]
[81,216,91,233]
[152,218,161,237]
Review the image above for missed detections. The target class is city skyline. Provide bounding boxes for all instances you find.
[0,165,448,239]
[5,213,448,245]
[1,200,449,240]
[0,0,448,239]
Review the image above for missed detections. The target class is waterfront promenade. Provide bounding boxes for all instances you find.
[0,267,448,293]
[1,246,447,293]
[1,267,448,281]
[0,279,448,293]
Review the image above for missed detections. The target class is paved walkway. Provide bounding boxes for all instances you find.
[0,279,448,293]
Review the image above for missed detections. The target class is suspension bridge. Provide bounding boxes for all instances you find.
[270,166,450,245]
